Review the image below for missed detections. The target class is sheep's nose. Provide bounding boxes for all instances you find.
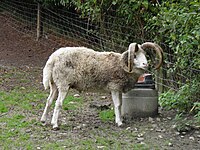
[143,63,148,67]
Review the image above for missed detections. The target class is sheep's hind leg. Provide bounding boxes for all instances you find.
[41,83,58,124]
[51,86,69,130]
[111,91,123,126]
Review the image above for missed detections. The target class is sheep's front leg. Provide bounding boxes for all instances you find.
[41,83,58,124]
[111,91,123,126]
[51,87,69,129]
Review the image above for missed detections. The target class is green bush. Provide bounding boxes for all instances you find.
[159,80,200,116]
[147,0,200,116]
[147,0,199,70]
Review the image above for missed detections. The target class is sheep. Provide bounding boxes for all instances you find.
[40,42,163,129]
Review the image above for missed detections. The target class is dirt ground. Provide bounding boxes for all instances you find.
[0,13,199,149]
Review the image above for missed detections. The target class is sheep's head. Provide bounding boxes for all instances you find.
[121,42,163,73]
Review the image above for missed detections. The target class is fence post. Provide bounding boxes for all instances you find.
[36,2,41,41]
[156,67,164,94]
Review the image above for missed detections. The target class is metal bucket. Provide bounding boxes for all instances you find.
[122,88,158,119]
[121,74,158,119]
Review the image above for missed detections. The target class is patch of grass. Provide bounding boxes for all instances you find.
[99,109,114,122]
[78,135,149,150]
[0,100,8,113]
[0,86,47,149]
[0,88,47,111]
[63,95,83,111]
[42,142,65,150]
[0,113,34,149]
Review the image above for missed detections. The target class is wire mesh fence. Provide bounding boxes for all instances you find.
[0,0,37,35]
[0,0,199,99]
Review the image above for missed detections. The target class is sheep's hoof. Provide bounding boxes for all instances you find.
[40,116,47,123]
[52,123,59,130]
[52,126,60,131]
[117,121,123,127]
[40,120,47,126]
[41,119,46,124]
[41,122,47,126]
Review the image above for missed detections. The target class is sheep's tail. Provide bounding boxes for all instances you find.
[43,56,54,90]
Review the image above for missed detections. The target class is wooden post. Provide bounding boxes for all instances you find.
[159,67,164,93]
[36,2,41,41]
[156,67,164,95]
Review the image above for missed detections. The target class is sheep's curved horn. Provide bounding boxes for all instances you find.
[141,42,163,69]
[122,43,138,73]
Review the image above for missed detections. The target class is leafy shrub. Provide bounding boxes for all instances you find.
[147,0,199,72]
[159,80,200,116]
[148,0,200,116]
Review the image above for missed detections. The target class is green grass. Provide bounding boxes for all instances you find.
[0,113,34,149]
[99,109,115,122]
[63,95,82,111]
[0,87,82,112]
[0,87,44,149]
[0,86,149,149]
[0,86,83,149]
[0,82,147,149]
[0,88,47,112]
[77,133,149,150]
[0,101,8,113]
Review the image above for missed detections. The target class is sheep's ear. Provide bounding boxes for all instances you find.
[121,43,138,73]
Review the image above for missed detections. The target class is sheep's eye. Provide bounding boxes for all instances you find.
[134,55,137,58]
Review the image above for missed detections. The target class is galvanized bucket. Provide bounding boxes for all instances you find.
[121,74,158,119]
